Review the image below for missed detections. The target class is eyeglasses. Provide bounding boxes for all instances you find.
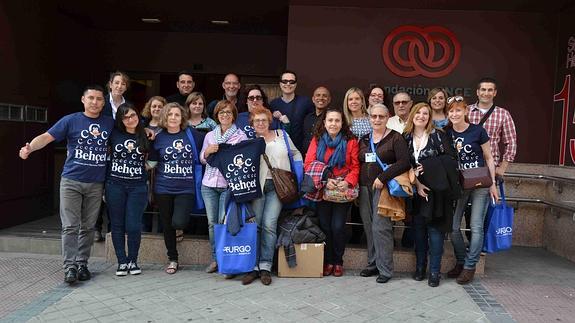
[218,110,233,116]
[223,81,239,86]
[280,79,297,85]
[123,114,138,120]
[253,118,269,124]
[447,96,464,104]
[370,114,388,120]
[247,95,263,101]
[393,100,411,105]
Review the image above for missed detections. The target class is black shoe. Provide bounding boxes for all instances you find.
[128,262,142,275]
[360,267,379,277]
[412,268,426,281]
[78,265,91,281]
[64,267,78,284]
[116,263,128,276]
[428,272,441,287]
[376,275,391,283]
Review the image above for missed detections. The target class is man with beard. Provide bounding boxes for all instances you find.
[207,73,246,117]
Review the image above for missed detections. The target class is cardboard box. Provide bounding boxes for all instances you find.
[278,243,324,278]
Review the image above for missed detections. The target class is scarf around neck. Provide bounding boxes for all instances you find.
[316,132,347,168]
[214,124,238,144]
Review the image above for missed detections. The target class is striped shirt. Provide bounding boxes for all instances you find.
[468,103,517,166]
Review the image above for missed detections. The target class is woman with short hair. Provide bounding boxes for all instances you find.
[241,106,302,286]
[446,97,498,285]
[200,100,248,274]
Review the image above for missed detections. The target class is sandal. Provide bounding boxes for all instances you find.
[176,230,184,243]
[165,261,178,274]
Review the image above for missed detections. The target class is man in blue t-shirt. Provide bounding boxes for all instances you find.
[269,70,314,152]
[19,85,114,285]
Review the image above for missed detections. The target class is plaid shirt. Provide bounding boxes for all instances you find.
[468,103,517,166]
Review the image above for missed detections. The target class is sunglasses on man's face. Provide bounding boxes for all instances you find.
[447,96,464,104]
[280,79,297,85]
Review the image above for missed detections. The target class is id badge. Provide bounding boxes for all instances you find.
[365,153,376,163]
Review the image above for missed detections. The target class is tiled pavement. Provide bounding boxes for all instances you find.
[1,247,573,322]
[0,253,495,323]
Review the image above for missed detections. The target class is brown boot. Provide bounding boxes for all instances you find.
[456,268,476,285]
[241,271,259,285]
[447,264,464,278]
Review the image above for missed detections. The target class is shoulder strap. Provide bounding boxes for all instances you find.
[281,129,296,170]
[370,134,389,171]
[262,153,273,169]
[478,104,496,127]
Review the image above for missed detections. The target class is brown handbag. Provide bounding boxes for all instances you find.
[459,167,493,190]
[262,154,299,204]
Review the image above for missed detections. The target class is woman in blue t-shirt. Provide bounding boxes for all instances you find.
[106,103,149,276]
[147,102,203,274]
[445,97,498,285]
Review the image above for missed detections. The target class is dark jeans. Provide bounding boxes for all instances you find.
[317,200,351,266]
[105,181,147,264]
[413,214,445,274]
[156,193,194,262]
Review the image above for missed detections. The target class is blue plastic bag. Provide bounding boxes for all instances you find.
[483,181,514,253]
[215,204,257,274]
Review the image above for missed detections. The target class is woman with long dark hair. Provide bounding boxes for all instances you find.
[304,107,360,277]
[106,103,149,276]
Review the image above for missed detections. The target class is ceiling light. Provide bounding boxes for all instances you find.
[211,20,230,25]
[141,18,161,23]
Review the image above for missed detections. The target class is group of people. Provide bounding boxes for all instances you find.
[18,69,517,289]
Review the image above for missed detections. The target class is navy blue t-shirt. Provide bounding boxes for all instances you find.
[235,112,283,139]
[107,131,147,184]
[448,124,490,169]
[207,138,266,202]
[149,129,203,194]
[270,95,314,152]
[48,112,114,183]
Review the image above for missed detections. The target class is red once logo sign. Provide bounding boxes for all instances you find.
[382,25,461,78]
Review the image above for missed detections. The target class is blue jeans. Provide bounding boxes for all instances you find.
[451,187,490,269]
[201,185,229,261]
[414,214,445,274]
[105,181,148,264]
[251,179,282,272]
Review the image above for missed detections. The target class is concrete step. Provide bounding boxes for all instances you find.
[105,233,485,274]
[0,215,485,274]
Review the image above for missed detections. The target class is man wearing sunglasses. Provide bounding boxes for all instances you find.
[469,78,517,178]
[270,70,314,152]
[387,92,413,133]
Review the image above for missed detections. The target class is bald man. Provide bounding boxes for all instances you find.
[302,86,331,151]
